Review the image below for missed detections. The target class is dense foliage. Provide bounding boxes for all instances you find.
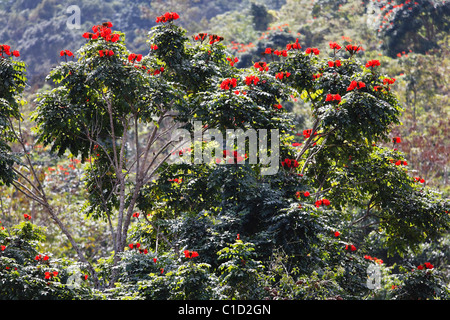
[0,0,449,301]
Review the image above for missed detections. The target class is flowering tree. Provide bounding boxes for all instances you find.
[0,45,25,185]
[2,12,449,298]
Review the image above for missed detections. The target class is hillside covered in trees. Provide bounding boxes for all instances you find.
[0,0,449,303]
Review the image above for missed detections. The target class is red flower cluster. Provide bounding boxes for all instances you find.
[0,44,20,57]
[312,73,323,80]
[83,22,120,43]
[156,12,179,23]
[220,78,237,90]
[364,255,383,264]
[295,191,310,198]
[329,41,342,50]
[393,160,407,166]
[303,129,316,139]
[151,66,165,75]
[315,198,330,207]
[23,214,31,220]
[227,56,239,66]
[265,48,288,57]
[219,150,247,164]
[365,59,381,68]
[193,33,208,42]
[414,176,425,184]
[334,231,340,237]
[347,80,366,91]
[305,47,320,55]
[345,244,357,252]
[209,34,224,45]
[129,242,148,254]
[328,60,341,67]
[128,53,143,63]
[168,177,182,183]
[281,158,299,168]
[99,49,114,57]
[60,50,73,57]
[345,44,361,55]
[417,262,434,270]
[254,61,268,72]
[1,245,6,251]
[245,75,259,86]
[325,93,341,102]
[275,71,291,80]
[286,38,301,51]
[392,137,401,144]
[132,212,140,218]
[383,77,396,85]
[44,271,58,280]
[35,254,49,262]
[274,103,283,109]
[184,250,199,259]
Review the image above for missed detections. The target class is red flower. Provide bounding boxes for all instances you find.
[184,250,199,259]
[322,199,330,206]
[424,262,434,269]
[383,78,396,85]
[365,59,381,68]
[392,137,401,143]
[264,48,272,55]
[304,191,310,197]
[83,274,89,280]
[329,41,342,50]
[128,53,143,62]
[325,94,341,102]
[1,245,5,251]
[220,78,237,90]
[254,61,268,72]
[334,231,340,237]
[153,258,157,263]
[346,80,366,91]
[351,245,356,251]
[303,129,313,138]
[23,214,31,220]
[1,44,11,55]
[43,255,49,261]
[274,103,283,109]
[345,44,361,55]
[286,38,301,51]
[12,50,20,57]
[275,72,291,80]
[417,264,424,270]
[132,212,140,218]
[129,243,134,249]
[245,75,259,86]
[156,12,180,23]
[281,158,299,169]
[305,47,320,55]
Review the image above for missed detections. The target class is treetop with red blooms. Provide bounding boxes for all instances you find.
[0,43,25,186]
[1,11,449,299]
